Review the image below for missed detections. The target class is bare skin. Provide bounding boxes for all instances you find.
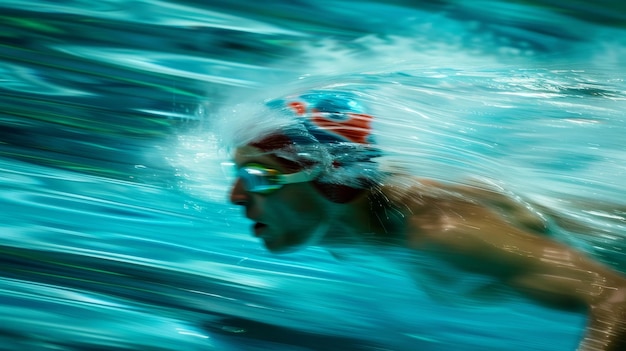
[230,146,626,351]
[383,179,626,350]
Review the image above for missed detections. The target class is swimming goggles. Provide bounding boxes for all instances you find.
[230,163,321,194]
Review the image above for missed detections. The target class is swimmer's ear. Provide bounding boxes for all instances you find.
[312,181,365,204]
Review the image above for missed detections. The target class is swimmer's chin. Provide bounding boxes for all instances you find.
[252,222,265,237]
[260,234,309,254]
[251,223,314,253]
[261,238,304,254]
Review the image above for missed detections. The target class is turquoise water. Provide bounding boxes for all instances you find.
[1,1,626,350]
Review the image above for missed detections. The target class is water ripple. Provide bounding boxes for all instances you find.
[0,0,304,35]
[52,46,266,87]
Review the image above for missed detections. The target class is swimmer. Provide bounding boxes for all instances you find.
[224,89,626,350]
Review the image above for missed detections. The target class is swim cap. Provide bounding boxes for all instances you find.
[248,90,383,187]
[223,89,384,188]
[266,91,377,145]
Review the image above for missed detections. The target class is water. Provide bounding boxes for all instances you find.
[1,1,625,350]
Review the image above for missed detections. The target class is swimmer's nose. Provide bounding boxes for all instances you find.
[229,178,248,205]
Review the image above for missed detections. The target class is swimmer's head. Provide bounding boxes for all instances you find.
[223,89,384,195]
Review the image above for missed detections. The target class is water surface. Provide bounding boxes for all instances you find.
[1,1,626,350]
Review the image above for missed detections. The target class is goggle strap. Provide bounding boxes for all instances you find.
[276,167,321,184]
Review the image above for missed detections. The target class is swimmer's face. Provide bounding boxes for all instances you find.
[229,146,331,253]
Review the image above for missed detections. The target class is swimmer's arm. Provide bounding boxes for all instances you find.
[409,197,626,351]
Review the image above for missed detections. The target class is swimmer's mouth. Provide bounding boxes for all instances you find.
[253,222,267,237]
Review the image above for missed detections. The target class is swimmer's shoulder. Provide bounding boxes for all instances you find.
[379,175,456,206]
[380,175,548,234]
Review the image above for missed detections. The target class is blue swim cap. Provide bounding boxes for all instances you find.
[229,89,385,188]
[265,90,378,147]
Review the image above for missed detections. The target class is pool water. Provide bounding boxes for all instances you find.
[1,1,625,350]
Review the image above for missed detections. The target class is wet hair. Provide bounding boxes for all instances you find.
[223,89,386,201]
